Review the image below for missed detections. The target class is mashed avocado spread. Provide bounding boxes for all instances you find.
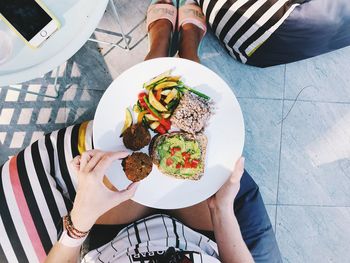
[157,135,202,177]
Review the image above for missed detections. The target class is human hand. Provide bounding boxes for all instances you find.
[207,157,245,212]
[69,150,139,232]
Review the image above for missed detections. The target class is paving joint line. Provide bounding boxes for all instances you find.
[276,203,350,208]
[284,98,350,105]
[236,96,283,101]
[274,64,286,232]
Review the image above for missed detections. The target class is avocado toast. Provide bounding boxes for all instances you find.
[149,132,207,180]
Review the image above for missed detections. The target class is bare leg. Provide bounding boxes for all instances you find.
[172,5,210,229]
[96,4,174,226]
[96,200,155,225]
[167,200,213,231]
[144,5,173,60]
[178,23,203,63]
[97,3,208,228]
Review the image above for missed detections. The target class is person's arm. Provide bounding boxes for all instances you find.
[45,150,139,263]
[208,157,254,263]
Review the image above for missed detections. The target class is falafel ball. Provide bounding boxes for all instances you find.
[122,152,153,182]
[123,123,151,151]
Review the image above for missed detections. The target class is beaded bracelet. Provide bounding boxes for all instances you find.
[63,213,90,239]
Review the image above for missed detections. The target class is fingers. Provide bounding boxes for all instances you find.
[229,157,245,185]
[71,155,81,173]
[113,182,140,204]
[79,150,129,176]
[80,150,99,171]
[94,151,130,176]
[83,151,105,172]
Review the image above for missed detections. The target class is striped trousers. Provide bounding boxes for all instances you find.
[198,0,303,64]
[0,121,93,263]
[200,0,350,66]
[0,120,282,262]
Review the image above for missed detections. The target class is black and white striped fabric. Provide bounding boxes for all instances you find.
[198,0,304,63]
[0,121,93,263]
[0,120,281,262]
[0,121,219,263]
[83,214,220,263]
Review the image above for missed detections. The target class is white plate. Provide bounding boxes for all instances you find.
[93,57,245,209]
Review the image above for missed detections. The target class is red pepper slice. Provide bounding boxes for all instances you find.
[155,124,167,134]
[156,89,162,101]
[176,163,181,169]
[140,94,172,131]
[138,92,147,101]
[182,152,191,160]
[166,158,174,166]
[140,101,147,108]
[191,159,200,168]
[160,118,171,131]
[184,161,192,168]
[138,92,147,108]
[170,147,181,156]
[191,159,200,165]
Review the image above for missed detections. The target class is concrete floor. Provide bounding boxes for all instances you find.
[0,0,350,262]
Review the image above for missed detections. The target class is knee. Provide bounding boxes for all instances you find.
[288,0,346,31]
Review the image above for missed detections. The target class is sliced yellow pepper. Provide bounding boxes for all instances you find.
[154,81,178,91]
[164,88,178,104]
[133,104,140,113]
[137,110,148,123]
[166,76,181,82]
[149,91,168,112]
[144,70,172,88]
[121,108,133,135]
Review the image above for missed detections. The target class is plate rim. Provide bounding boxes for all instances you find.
[93,57,245,209]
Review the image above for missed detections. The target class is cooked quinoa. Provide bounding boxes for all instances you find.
[170,92,212,134]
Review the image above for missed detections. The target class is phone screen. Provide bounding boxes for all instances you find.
[0,0,52,41]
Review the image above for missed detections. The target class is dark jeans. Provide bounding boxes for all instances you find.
[87,170,282,263]
[247,0,350,67]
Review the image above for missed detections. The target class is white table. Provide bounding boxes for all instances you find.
[0,0,128,95]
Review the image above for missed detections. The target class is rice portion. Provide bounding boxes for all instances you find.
[170,92,212,134]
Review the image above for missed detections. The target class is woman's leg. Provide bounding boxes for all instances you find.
[95,1,178,225]
[0,122,91,262]
[100,1,207,228]
[166,200,214,231]
[145,0,176,60]
[178,23,203,63]
[169,171,282,262]
[178,0,207,63]
[144,18,172,60]
[165,0,211,229]
[246,0,350,67]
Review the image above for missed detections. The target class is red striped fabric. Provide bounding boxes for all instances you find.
[0,121,94,262]
[9,156,46,262]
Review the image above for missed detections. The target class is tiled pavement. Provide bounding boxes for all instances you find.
[1,0,350,262]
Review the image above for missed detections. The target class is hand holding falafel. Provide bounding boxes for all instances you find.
[69,150,140,232]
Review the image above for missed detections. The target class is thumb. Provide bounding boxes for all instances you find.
[207,195,216,209]
[114,182,140,204]
[229,157,245,185]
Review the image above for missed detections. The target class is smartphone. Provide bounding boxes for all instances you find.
[0,0,60,48]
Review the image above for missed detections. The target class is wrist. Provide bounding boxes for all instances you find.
[209,201,233,213]
[59,214,90,247]
[209,204,234,219]
[70,208,95,232]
